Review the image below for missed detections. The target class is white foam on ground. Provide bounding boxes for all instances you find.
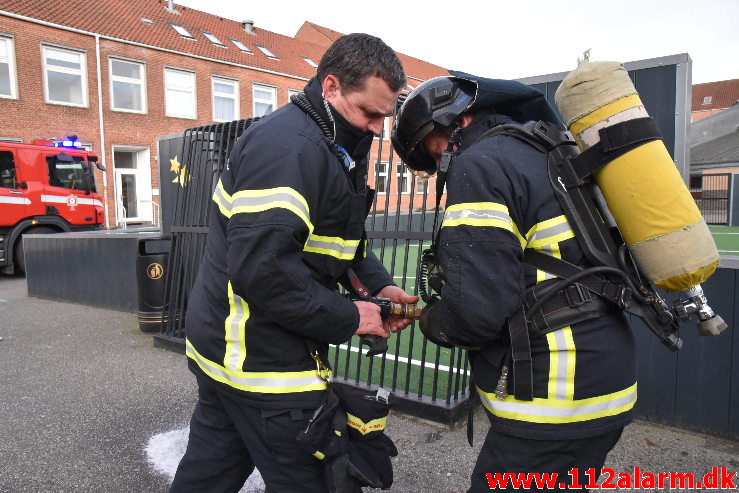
[146,426,266,492]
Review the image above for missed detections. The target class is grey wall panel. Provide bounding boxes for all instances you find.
[632,310,679,426]
[730,270,739,439]
[24,232,152,312]
[674,268,734,436]
[630,267,738,439]
[629,65,677,157]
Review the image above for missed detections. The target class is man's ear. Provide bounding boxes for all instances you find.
[322,74,341,103]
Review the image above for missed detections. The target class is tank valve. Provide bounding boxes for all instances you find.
[674,285,728,336]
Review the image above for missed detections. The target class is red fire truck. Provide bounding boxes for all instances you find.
[0,136,105,274]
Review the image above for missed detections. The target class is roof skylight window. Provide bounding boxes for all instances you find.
[171,23,195,39]
[230,38,253,54]
[202,31,225,47]
[301,57,318,68]
[255,44,279,60]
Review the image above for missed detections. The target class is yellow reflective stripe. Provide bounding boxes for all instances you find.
[526,215,574,249]
[224,282,248,371]
[304,234,360,260]
[534,244,560,284]
[185,339,330,393]
[477,382,637,424]
[312,451,326,460]
[212,179,313,233]
[546,327,576,400]
[442,202,525,248]
[346,413,388,435]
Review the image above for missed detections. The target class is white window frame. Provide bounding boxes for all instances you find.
[287,88,301,105]
[301,56,318,68]
[0,36,18,100]
[396,162,410,194]
[376,160,389,194]
[42,45,88,107]
[212,76,239,122]
[702,96,712,105]
[415,175,428,195]
[109,57,147,113]
[164,67,196,119]
[375,117,390,140]
[229,38,253,54]
[202,31,225,47]
[255,44,279,60]
[252,83,276,117]
[171,23,195,39]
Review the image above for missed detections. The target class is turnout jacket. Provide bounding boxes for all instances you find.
[185,79,393,409]
[436,113,637,439]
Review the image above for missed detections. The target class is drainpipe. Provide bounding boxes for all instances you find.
[94,33,110,229]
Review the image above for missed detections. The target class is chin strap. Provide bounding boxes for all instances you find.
[431,126,463,243]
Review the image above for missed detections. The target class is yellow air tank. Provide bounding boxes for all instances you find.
[554,61,719,292]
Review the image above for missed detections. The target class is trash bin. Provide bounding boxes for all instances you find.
[136,236,170,332]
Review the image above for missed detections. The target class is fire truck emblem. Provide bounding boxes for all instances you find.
[66,194,79,210]
[146,262,164,280]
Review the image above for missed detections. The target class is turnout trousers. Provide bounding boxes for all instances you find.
[469,426,624,492]
[170,374,327,493]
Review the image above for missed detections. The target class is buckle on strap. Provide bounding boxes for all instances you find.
[310,350,332,383]
[564,283,591,307]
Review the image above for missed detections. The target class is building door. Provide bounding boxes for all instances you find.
[113,147,152,225]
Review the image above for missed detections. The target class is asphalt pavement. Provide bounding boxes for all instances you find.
[1,275,737,492]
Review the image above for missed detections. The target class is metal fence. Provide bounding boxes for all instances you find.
[156,119,253,349]
[154,117,474,425]
[690,173,732,225]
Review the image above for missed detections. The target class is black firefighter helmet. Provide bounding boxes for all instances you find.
[391,71,563,176]
[391,76,477,176]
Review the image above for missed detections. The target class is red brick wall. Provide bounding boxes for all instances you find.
[0,15,314,227]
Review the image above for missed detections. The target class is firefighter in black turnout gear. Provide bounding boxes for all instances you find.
[171,34,416,493]
[392,74,636,492]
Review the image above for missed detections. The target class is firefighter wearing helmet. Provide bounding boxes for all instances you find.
[392,74,636,492]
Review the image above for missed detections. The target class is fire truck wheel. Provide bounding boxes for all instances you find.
[15,226,56,274]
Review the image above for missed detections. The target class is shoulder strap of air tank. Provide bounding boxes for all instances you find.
[571,117,662,181]
[472,120,576,154]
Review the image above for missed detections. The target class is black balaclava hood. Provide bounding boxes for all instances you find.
[303,78,375,162]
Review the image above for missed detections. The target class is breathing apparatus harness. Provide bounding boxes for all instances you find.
[416,125,464,307]
[416,117,725,402]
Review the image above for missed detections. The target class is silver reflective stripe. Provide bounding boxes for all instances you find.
[481,387,636,419]
[40,194,103,207]
[551,329,570,400]
[212,181,312,231]
[536,244,556,282]
[186,339,328,393]
[305,235,359,259]
[443,208,512,225]
[0,196,31,205]
[528,220,572,247]
[230,193,308,217]
[225,283,248,371]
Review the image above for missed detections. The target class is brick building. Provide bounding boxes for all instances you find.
[0,0,448,228]
[691,78,739,122]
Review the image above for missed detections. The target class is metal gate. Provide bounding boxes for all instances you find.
[155,117,474,425]
[690,173,732,225]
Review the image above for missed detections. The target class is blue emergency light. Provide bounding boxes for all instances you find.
[54,135,82,148]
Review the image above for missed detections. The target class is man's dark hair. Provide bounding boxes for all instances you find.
[317,33,406,93]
